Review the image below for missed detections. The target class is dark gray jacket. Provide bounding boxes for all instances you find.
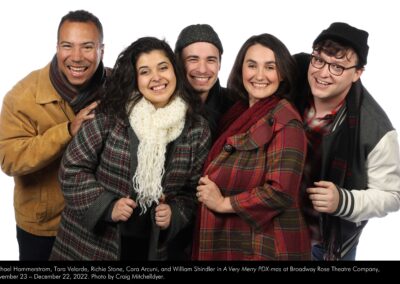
[294,53,400,259]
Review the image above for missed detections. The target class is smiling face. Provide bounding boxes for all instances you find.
[181,42,221,101]
[56,21,104,87]
[242,44,280,107]
[136,50,177,108]
[308,49,363,109]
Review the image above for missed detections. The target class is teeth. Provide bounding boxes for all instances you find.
[194,77,208,82]
[252,83,268,88]
[152,85,166,91]
[69,66,86,72]
[316,79,329,85]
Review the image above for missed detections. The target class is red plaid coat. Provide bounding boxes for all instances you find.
[193,99,310,260]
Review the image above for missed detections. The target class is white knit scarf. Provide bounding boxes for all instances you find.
[129,95,187,213]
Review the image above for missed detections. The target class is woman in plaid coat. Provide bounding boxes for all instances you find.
[50,37,211,260]
[193,34,310,260]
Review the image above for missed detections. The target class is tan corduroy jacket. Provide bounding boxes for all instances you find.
[0,63,75,236]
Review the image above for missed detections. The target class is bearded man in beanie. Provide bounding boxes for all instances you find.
[175,24,235,140]
[294,22,400,260]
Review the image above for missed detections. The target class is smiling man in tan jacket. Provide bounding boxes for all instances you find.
[0,10,110,260]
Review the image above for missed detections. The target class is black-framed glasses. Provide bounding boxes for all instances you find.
[310,55,358,76]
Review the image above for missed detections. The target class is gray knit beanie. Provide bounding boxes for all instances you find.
[175,24,223,54]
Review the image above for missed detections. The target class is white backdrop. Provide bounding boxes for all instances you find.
[0,0,399,260]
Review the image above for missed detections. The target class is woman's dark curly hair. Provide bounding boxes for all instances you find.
[227,33,297,103]
[98,37,201,121]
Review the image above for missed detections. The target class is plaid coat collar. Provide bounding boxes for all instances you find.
[227,99,302,151]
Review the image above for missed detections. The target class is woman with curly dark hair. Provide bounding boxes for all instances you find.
[50,37,211,260]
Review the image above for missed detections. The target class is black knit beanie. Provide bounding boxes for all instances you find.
[313,22,369,66]
[175,24,223,54]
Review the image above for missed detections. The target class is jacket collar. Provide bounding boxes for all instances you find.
[227,99,298,150]
[204,79,222,106]
[36,63,62,104]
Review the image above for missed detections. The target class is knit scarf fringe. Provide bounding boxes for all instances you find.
[128,95,187,213]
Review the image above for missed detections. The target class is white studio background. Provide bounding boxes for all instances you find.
[0,0,399,260]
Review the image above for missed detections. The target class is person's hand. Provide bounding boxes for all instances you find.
[69,101,99,136]
[307,181,340,213]
[197,175,232,213]
[155,196,171,230]
[111,196,137,222]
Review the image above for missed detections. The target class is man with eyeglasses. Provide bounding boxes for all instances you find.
[0,10,110,260]
[294,22,400,260]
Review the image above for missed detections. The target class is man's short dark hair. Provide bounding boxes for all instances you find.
[57,10,103,43]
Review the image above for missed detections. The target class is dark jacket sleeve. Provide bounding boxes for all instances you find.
[293,52,311,114]
[83,192,120,231]
[59,113,118,232]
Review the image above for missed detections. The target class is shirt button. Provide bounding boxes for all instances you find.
[268,117,274,126]
[223,144,234,153]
